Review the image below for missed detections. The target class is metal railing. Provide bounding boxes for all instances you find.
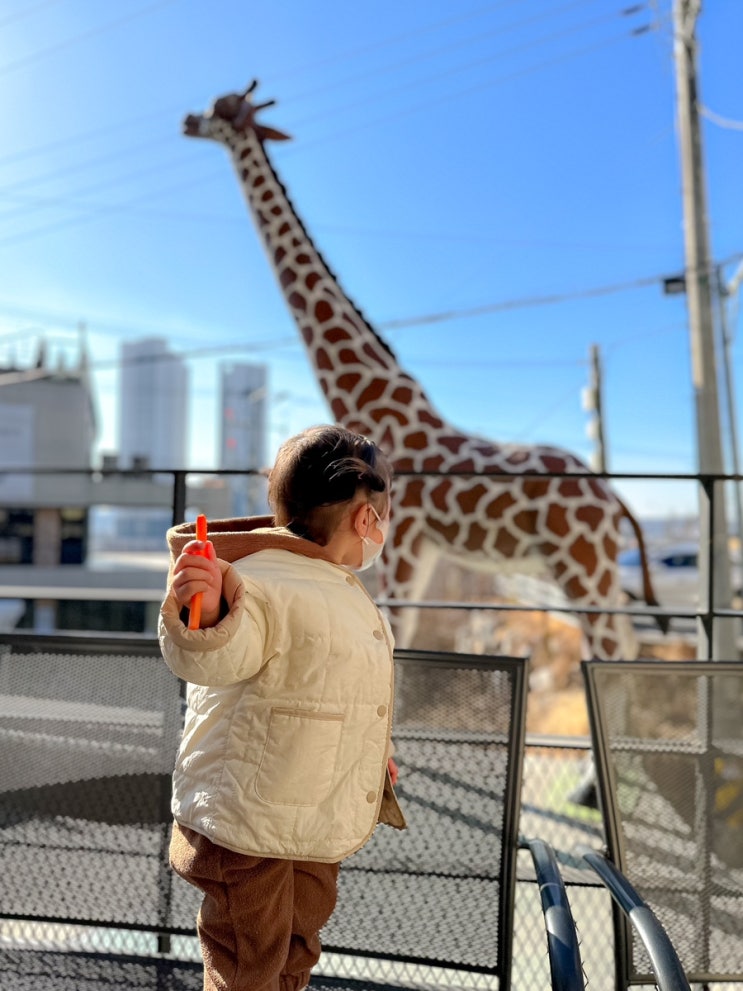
[2,465,737,988]
[1,464,742,658]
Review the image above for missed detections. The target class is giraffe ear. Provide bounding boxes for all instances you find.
[257,124,292,142]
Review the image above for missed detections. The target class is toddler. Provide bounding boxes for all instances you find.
[159,424,405,991]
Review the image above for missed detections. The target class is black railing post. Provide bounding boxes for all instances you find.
[171,471,187,527]
[698,474,714,660]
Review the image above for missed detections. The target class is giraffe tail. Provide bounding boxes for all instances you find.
[617,498,670,635]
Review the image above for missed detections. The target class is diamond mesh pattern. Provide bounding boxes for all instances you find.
[0,640,182,930]
[0,638,529,988]
[322,657,521,973]
[0,947,203,990]
[589,662,743,985]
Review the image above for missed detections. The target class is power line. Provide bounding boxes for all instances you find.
[0,3,653,224]
[0,135,175,201]
[277,25,658,163]
[269,0,526,84]
[0,25,652,248]
[91,339,300,371]
[0,326,301,368]
[0,163,225,249]
[0,5,525,178]
[700,105,743,132]
[283,0,599,114]
[0,0,61,30]
[0,271,679,348]
[378,274,666,329]
[0,4,525,177]
[0,102,195,172]
[289,6,656,134]
[3,256,740,351]
[0,0,178,79]
[379,253,743,331]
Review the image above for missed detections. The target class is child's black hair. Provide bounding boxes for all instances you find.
[268,425,392,545]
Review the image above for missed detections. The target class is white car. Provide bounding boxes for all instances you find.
[618,542,741,610]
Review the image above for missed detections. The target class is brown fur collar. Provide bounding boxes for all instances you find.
[166,515,337,566]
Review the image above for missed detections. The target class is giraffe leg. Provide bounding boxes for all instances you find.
[578,607,638,661]
[377,528,439,648]
[538,519,638,661]
[564,598,638,809]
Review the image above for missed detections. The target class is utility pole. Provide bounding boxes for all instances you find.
[673,0,735,658]
[717,260,743,576]
[582,344,607,473]
[673,0,736,657]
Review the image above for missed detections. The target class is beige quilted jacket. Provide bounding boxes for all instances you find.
[159,517,405,863]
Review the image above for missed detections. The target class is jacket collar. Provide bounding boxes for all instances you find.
[166,515,339,566]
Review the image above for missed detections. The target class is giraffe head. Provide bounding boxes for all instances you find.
[183,80,291,144]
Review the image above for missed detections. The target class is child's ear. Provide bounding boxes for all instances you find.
[351,502,370,538]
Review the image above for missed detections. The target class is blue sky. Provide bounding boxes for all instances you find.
[0,0,741,518]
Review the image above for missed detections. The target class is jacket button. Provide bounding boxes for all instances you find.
[366,791,377,803]
[345,575,355,585]
[373,629,384,640]
[377,705,387,717]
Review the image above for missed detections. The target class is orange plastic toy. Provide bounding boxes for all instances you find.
[187,514,208,629]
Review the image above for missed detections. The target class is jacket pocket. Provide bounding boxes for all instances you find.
[255,707,344,806]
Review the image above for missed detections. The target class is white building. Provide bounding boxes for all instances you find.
[219,363,268,517]
[118,338,188,471]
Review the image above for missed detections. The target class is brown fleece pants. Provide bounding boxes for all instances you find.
[170,822,340,991]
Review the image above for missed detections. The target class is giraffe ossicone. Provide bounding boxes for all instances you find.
[184,82,662,660]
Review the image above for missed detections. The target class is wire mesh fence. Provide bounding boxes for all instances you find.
[1,748,611,991]
[2,634,739,989]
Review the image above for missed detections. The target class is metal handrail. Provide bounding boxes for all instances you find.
[577,847,692,991]
[2,464,741,658]
[521,838,586,991]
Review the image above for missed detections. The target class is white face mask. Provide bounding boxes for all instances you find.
[356,504,390,572]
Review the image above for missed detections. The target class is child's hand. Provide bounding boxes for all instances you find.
[388,757,399,786]
[170,540,222,628]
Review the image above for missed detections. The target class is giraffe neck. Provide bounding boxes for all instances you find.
[225,127,447,450]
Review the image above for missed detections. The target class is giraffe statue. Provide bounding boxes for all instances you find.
[183,81,661,659]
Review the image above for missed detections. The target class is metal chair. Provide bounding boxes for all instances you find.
[0,632,202,989]
[320,649,585,991]
[580,659,743,991]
